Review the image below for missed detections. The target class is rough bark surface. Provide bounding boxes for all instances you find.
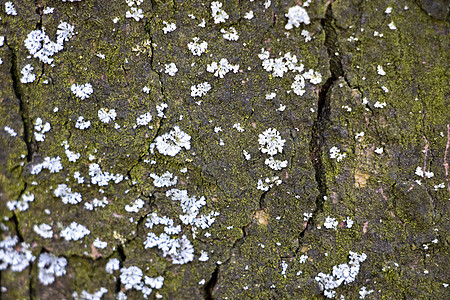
[0,0,448,299]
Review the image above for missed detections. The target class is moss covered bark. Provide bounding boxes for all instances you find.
[0,0,448,299]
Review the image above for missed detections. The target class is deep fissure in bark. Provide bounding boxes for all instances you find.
[204,266,219,300]
[307,2,343,230]
[7,43,34,162]
[10,213,24,243]
[115,245,126,293]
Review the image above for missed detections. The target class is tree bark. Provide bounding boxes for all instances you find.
[0,0,448,299]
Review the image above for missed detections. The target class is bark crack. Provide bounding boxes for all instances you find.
[122,21,170,183]
[204,265,219,300]
[28,259,34,300]
[115,245,126,293]
[303,1,342,245]
[444,124,450,193]
[10,213,24,243]
[145,22,167,105]
[6,41,34,163]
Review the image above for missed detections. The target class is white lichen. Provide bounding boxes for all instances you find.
[3,126,16,136]
[125,198,145,213]
[264,157,288,170]
[154,126,191,156]
[211,1,229,24]
[75,116,91,130]
[37,253,67,285]
[20,64,36,83]
[329,146,347,162]
[162,21,176,34]
[93,238,107,249]
[258,128,286,156]
[135,112,152,127]
[303,69,322,84]
[150,171,178,187]
[0,236,35,272]
[187,37,208,56]
[5,2,17,16]
[220,27,239,41]
[324,216,338,230]
[60,222,90,241]
[34,117,51,142]
[164,63,178,76]
[207,58,239,78]
[292,74,306,96]
[71,83,93,100]
[191,82,211,98]
[98,108,117,123]
[105,258,120,274]
[285,5,310,30]
[30,156,63,174]
[244,11,254,20]
[257,176,282,191]
[377,65,386,76]
[33,223,53,239]
[126,7,144,21]
[89,163,123,186]
[7,192,34,212]
[54,184,82,204]
[315,252,367,298]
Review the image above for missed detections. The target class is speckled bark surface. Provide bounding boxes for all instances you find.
[0,0,448,299]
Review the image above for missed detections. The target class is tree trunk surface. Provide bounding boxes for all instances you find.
[0,0,448,299]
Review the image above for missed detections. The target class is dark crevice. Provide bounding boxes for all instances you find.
[144,22,165,101]
[6,41,34,162]
[205,217,253,290]
[117,245,126,262]
[310,6,336,214]
[28,261,34,300]
[171,0,178,13]
[122,21,169,184]
[115,245,126,293]
[204,266,219,300]
[227,219,251,252]
[34,0,43,29]
[295,226,309,255]
[149,0,157,11]
[322,3,344,79]
[303,1,341,247]
[10,213,24,243]
[258,190,269,209]
[120,65,130,87]
[413,0,449,21]
[135,207,154,233]
[125,121,161,185]
[271,10,276,27]
[34,0,45,84]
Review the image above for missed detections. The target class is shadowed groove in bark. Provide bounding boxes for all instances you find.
[304,1,342,238]
[115,245,126,293]
[28,260,33,300]
[204,266,219,300]
[6,42,34,162]
[10,213,24,243]
[413,0,449,20]
[144,21,167,104]
[119,21,169,183]
[258,189,269,209]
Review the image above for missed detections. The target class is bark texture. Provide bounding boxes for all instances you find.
[0,0,448,299]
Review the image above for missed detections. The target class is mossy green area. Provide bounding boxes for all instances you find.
[0,0,448,299]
